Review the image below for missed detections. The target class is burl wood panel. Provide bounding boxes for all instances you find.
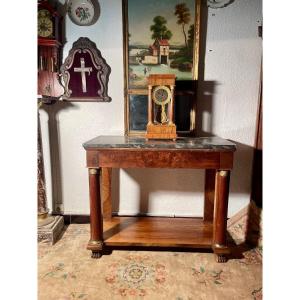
[146,124,177,140]
[103,217,213,248]
[148,74,175,86]
[101,167,112,220]
[87,149,233,169]
[87,149,234,170]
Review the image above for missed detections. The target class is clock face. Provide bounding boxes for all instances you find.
[152,85,172,106]
[155,89,168,102]
[38,9,53,38]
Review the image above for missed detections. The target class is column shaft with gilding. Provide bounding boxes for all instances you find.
[213,170,231,261]
[87,168,103,257]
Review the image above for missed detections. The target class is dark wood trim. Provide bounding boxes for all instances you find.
[204,169,216,221]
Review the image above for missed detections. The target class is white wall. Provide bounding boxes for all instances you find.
[200,0,262,215]
[40,0,262,217]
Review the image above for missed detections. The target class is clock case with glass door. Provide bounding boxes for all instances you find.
[146,74,177,140]
[38,0,64,99]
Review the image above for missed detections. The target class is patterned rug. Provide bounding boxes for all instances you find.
[38,210,262,300]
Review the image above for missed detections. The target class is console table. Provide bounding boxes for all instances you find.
[83,136,236,262]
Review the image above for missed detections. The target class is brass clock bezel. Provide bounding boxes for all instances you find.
[38,9,54,38]
[152,85,172,106]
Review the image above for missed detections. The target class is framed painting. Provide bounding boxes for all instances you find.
[123,0,201,136]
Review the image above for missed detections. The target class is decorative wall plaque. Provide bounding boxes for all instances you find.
[67,0,101,26]
[61,37,111,102]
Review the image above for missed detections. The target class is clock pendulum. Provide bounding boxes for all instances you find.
[152,85,172,124]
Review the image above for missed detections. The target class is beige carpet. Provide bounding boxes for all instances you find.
[38,213,262,300]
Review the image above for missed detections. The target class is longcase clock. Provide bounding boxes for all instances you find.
[38,0,64,99]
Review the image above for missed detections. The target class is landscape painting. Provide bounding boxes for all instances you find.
[126,0,199,89]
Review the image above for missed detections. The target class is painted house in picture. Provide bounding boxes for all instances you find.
[142,39,170,65]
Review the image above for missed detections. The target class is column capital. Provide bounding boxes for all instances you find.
[219,170,229,177]
[89,168,100,175]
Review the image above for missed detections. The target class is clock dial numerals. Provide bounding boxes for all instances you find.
[152,86,171,106]
[38,9,53,38]
[38,18,53,37]
[155,89,168,103]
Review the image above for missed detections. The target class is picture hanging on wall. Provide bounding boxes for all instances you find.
[123,0,201,136]
[60,37,111,102]
[67,0,101,26]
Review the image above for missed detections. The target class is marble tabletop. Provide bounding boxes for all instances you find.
[83,136,236,151]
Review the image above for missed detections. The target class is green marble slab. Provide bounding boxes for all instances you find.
[83,136,236,151]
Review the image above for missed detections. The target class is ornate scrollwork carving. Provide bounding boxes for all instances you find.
[60,37,111,102]
[207,0,234,9]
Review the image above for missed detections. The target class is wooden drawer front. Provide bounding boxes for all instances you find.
[90,150,221,169]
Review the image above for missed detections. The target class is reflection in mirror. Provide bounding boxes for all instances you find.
[129,94,148,131]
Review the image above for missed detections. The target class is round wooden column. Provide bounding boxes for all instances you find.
[87,168,104,258]
[213,170,231,262]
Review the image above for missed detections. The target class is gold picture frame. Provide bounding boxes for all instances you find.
[123,0,201,136]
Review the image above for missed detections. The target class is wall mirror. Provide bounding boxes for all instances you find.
[122,0,201,136]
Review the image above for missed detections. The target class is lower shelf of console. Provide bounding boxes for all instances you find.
[103,216,213,248]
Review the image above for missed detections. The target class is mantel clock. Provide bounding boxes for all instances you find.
[38,0,64,99]
[146,74,177,140]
